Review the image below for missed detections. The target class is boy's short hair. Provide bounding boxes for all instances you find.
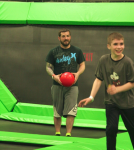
[58,28,71,37]
[107,32,124,45]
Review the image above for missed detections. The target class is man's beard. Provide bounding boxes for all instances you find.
[60,40,70,47]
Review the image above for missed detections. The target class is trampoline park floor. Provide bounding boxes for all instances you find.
[0,78,132,149]
[0,119,127,150]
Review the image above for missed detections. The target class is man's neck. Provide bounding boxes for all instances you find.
[60,44,71,49]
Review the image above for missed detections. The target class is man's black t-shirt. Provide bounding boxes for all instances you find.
[46,45,85,86]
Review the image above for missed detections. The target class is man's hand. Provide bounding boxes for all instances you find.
[78,97,92,107]
[72,72,79,84]
[53,74,62,85]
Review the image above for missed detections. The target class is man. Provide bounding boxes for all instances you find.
[46,28,85,136]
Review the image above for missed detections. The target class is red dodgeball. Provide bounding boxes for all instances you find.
[60,72,75,87]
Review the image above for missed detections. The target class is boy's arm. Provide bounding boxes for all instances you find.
[107,82,134,95]
[78,78,102,107]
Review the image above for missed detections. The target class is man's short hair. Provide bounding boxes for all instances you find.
[58,28,71,37]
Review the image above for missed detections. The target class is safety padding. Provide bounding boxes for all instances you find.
[0,2,30,24]
[0,103,126,130]
[0,112,65,125]
[35,132,133,150]
[13,102,54,116]
[77,107,106,120]
[0,131,72,146]
[27,3,134,26]
[0,80,17,112]
[75,107,125,130]
[0,131,132,150]
[0,2,134,26]
[0,100,8,114]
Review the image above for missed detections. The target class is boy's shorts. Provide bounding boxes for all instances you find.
[51,85,78,118]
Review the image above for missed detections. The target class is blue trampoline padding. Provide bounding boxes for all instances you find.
[0,80,17,112]
[0,100,8,114]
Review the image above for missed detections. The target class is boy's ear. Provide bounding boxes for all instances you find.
[107,44,111,50]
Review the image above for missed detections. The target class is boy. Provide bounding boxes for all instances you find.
[78,32,134,149]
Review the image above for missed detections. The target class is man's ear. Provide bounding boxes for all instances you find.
[58,36,60,41]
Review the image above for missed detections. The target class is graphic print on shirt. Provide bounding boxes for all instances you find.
[110,72,121,86]
[56,53,76,64]
[53,47,77,72]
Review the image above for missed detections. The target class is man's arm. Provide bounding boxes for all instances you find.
[46,62,62,85]
[46,62,54,76]
[73,61,85,83]
[77,61,85,75]
[78,78,102,107]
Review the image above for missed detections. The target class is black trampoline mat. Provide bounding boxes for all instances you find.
[0,119,126,150]
[0,141,49,150]
[0,119,126,138]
